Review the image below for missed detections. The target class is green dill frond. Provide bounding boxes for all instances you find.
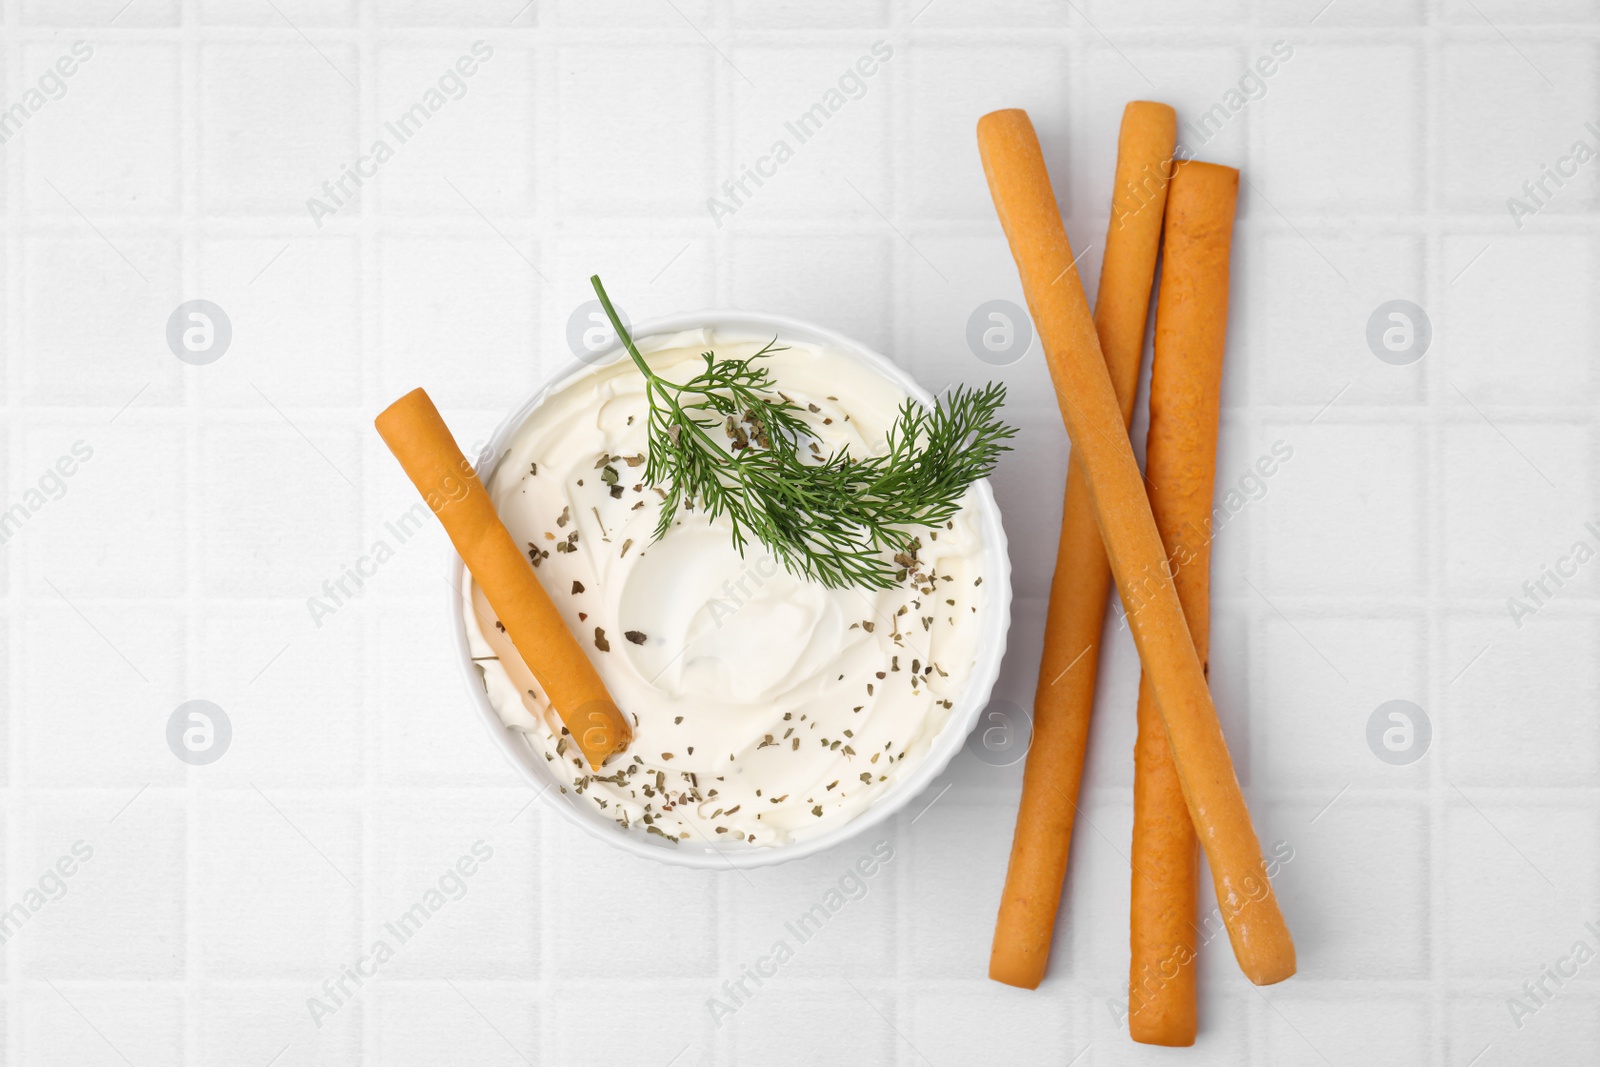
[591,275,1016,589]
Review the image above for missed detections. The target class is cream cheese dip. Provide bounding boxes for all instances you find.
[463,329,988,847]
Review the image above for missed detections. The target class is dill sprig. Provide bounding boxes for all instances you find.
[591,275,1016,590]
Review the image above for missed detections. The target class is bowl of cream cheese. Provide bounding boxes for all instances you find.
[452,311,1011,868]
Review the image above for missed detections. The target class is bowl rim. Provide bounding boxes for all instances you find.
[448,309,1012,869]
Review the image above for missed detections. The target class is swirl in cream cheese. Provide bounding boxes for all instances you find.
[463,329,987,847]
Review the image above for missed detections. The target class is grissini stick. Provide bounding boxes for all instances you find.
[1129,159,1240,1045]
[376,387,632,770]
[976,108,1294,986]
[990,101,1177,991]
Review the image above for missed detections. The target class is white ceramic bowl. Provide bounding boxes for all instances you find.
[449,310,1012,868]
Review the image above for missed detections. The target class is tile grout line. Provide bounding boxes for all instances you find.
[356,2,375,1064]
[181,0,202,1063]
[1421,5,1447,1063]
[5,0,21,1063]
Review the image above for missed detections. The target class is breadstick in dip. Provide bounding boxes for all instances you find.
[376,387,632,769]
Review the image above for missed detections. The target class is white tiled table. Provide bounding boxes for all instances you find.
[3,1,1596,1064]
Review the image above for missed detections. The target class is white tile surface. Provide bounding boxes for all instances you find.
[1,4,1596,1065]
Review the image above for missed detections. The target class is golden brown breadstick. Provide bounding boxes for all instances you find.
[375,387,631,769]
[1128,159,1239,1045]
[990,101,1176,991]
